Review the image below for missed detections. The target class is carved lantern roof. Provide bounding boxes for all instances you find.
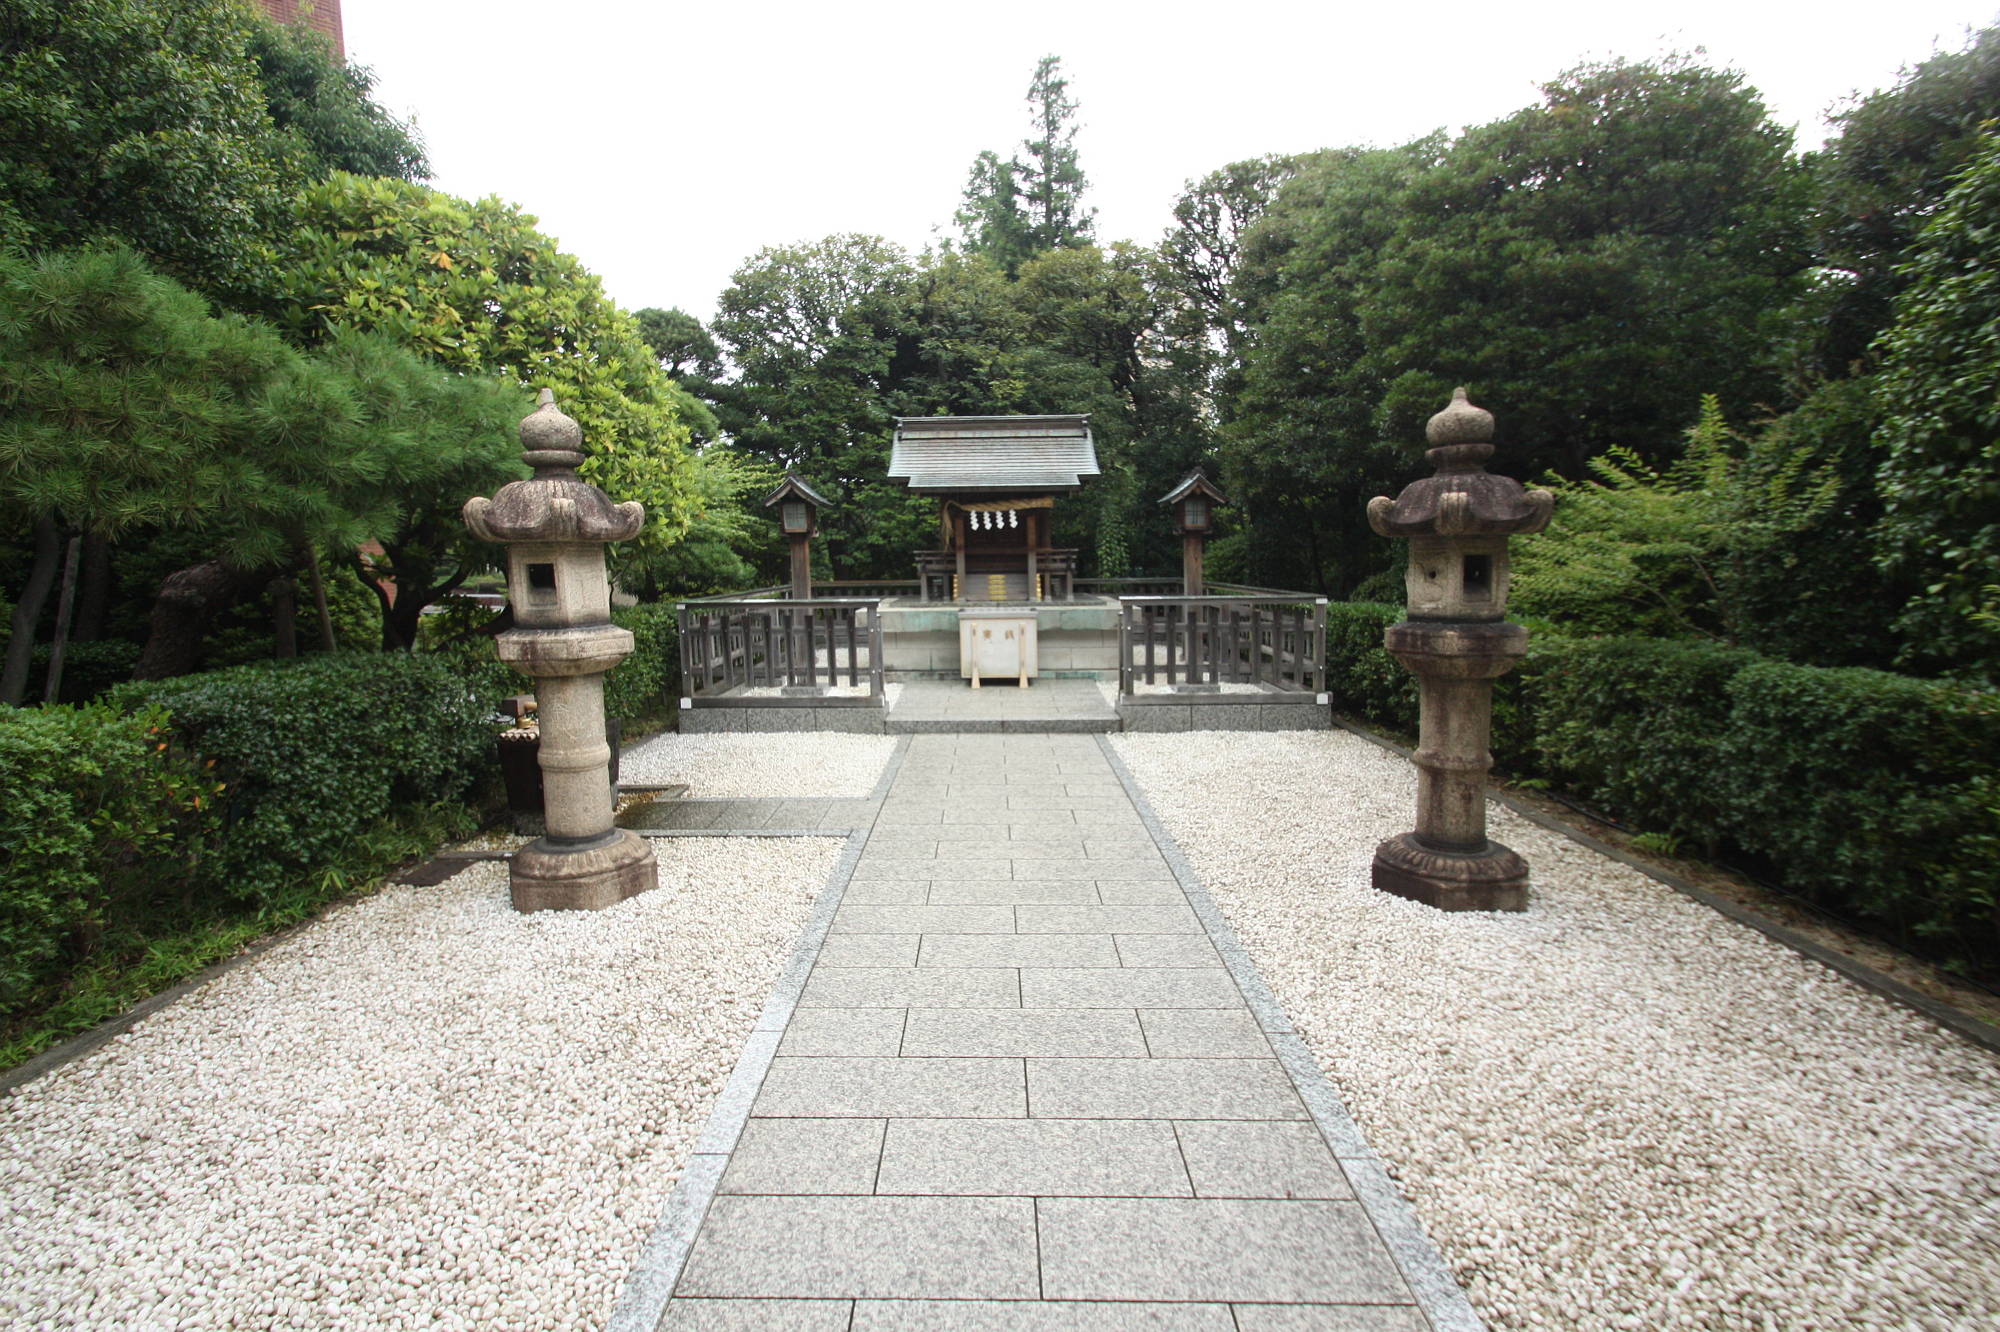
[464,389,645,545]
[763,471,835,512]
[1158,467,1230,509]
[1366,388,1553,539]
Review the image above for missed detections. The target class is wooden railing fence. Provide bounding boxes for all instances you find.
[676,598,885,703]
[1117,595,1327,695]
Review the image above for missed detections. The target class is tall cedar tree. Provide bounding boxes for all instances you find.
[956,57,1096,272]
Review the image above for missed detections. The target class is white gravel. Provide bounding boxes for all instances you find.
[0,841,839,1331]
[619,731,895,797]
[1114,728,2000,1331]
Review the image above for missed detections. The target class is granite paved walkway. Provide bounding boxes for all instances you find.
[617,733,1478,1332]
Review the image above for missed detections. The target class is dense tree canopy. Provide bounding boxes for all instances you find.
[0,0,303,299]
[246,19,428,183]
[275,174,700,553]
[1872,130,2000,680]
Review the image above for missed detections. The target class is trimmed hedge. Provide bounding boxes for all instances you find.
[0,703,215,1010]
[1524,637,1757,849]
[1716,659,1999,959]
[604,602,681,726]
[107,653,504,906]
[1321,617,2000,969]
[1323,602,1415,729]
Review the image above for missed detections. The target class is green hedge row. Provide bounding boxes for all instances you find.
[1324,602,2000,968]
[105,654,504,906]
[2,652,509,1030]
[604,602,681,726]
[0,703,215,1011]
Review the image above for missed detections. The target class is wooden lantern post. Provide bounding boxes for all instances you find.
[1161,469,1229,596]
[763,473,833,602]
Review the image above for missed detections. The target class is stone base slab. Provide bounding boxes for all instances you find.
[1117,702,1330,733]
[680,706,888,734]
[510,828,657,912]
[1370,832,1528,912]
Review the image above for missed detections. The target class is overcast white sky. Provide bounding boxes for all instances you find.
[344,0,1998,323]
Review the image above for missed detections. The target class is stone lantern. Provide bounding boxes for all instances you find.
[464,390,657,912]
[1160,468,1229,596]
[763,471,833,602]
[1365,388,1553,911]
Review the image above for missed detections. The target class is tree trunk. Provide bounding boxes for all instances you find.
[304,546,336,652]
[0,516,63,706]
[42,533,83,704]
[133,561,253,681]
[270,576,298,659]
[74,533,112,643]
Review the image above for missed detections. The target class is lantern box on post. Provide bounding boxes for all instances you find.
[764,472,833,602]
[1159,468,1229,595]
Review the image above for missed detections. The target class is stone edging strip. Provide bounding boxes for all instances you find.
[1094,733,1485,1332]
[1328,718,2000,1058]
[604,734,910,1332]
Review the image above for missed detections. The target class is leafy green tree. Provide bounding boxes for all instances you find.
[620,448,776,598]
[247,18,428,182]
[1017,56,1095,254]
[0,246,522,691]
[1220,143,1439,593]
[955,151,1034,274]
[1158,154,1303,384]
[713,235,931,577]
[0,247,290,701]
[634,307,724,383]
[0,0,303,299]
[1872,130,2000,681]
[1810,25,2000,376]
[1362,58,1810,478]
[275,174,700,555]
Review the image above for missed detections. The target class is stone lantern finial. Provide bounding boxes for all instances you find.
[518,388,586,473]
[1426,386,1493,446]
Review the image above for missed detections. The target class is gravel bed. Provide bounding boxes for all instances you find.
[0,841,839,1330]
[618,731,895,797]
[1114,729,2000,1330]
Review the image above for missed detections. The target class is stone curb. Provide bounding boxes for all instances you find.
[1328,718,2000,1058]
[1095,734,1486,1332]
[605,735,910,1332]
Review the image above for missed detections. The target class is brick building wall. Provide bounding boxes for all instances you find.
[257,0,344,59]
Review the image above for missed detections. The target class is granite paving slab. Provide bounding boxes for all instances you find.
[614,730,1480,1332]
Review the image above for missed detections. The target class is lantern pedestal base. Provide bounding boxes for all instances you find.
[1371,832,1528,913]
[510,829,656,912]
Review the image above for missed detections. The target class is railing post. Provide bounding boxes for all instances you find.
[1312,597,1328,692]
[869,605,885,699]
[1118,601,1132,696]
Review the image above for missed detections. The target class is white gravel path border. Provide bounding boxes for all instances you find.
[618,731,896,797]
[1113,728,2000,1331]
[0,840,841,1331]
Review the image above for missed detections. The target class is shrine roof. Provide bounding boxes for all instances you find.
[888,415,1099,494]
